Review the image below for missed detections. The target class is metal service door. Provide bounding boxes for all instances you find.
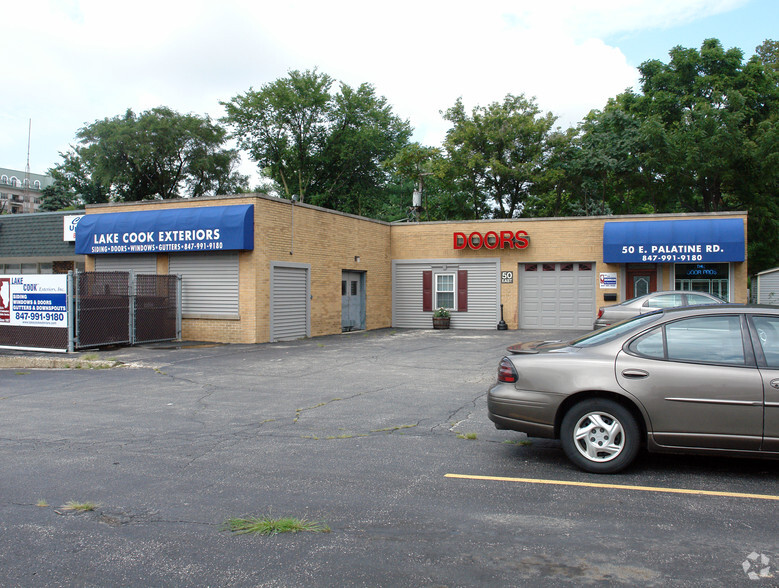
[341,271,365,332]
[270,263,310,342]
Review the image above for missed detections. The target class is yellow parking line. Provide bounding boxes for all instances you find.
[445,473,779,501]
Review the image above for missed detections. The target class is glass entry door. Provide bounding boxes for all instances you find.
[626,264,657,299]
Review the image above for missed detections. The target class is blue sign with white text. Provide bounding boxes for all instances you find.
[603,219,745,264]
[75,204,254,255]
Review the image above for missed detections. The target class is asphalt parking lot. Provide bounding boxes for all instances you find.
[1,328,777,587]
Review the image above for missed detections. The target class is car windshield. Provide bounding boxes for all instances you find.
[570,312,662,347]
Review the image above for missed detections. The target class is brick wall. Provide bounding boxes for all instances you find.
[82,196,747,341]
[390,213,748,329]
[83,194,392,344]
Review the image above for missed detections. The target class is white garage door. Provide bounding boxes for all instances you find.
[270,262,310,342]
[519,262,595,329]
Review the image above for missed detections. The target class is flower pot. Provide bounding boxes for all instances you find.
[432,316,450,329]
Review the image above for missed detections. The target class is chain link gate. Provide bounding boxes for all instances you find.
[75,271,180,349]
[134,274,180,344]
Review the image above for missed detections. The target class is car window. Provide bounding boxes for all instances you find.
[571,313,662,347]
[665,315,745,365]
[629,327,665,358]
[618,295,644,307]
[645,294,683,308]
[752,315,779,368]
[686,293,718,305]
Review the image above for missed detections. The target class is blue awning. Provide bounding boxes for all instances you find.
[75,204,254,255]
[603,218,745,263]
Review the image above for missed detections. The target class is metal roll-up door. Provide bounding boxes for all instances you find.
[169,252,239,317]
[271,263,310,341]
[94,254,157,274]
[520,262,595,329]
[392,260,499,329]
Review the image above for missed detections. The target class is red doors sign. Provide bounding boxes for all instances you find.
[453,230,529,250]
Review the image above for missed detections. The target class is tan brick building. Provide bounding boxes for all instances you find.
[74,193,748,343]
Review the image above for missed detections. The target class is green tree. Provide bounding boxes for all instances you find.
[310,81,412,215]
[221,69,411,213]
[756,39,779,76]
[440,95,557,218]
[44,107,247,207]
[573,39,779,272]
[40,151,110,211]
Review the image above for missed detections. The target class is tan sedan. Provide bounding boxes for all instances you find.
[488,305,779,473]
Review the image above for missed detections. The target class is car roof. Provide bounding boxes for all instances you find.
[659,303,777,317]
[641,290,719,298]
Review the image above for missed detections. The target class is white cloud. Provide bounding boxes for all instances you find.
[0,0,752,175]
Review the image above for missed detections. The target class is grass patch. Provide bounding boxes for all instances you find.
[457,433,478,440]
[223,515,330,536]
[62,500,99,512]
[503,439,533,446]
[15,371,30,376]
[81,353,100,361]
[36,499,49,507]
[371,424,418,433]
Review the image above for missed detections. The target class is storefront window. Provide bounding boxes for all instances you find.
[675,263,729,301]
[435,273,455,309]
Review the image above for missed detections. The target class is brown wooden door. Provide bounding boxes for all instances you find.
[626,264,657,299]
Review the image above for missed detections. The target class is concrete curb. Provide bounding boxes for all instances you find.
[0,356,123,370]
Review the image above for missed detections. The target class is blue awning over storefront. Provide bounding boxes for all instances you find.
[603,218,745,263]
[75,204,254,255]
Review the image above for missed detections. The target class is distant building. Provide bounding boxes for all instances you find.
[0,210,85,274]
[0,167,54,214]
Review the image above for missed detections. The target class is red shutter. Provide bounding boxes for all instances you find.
[422,270,433,312]
[457,270,468,312]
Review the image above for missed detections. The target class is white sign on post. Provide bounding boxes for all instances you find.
[0,274,68,327]
[599,273,617,289]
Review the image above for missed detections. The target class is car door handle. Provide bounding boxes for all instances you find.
[621,369,649,379]
[771,379,779,390]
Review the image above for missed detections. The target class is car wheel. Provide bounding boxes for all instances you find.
[560,399,641,474]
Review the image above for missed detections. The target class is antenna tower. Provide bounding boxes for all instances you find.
[23,119,31,212]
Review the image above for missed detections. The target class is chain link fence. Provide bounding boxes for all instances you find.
[0,324,70,352]
[134,274,179,344]
[75,271,131,348]
[1,271,181,352]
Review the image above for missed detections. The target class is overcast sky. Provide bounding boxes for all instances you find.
[2,0,776,182]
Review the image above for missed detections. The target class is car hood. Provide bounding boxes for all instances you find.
[506,340,573,354]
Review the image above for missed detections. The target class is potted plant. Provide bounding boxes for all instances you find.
[432,307,451,329]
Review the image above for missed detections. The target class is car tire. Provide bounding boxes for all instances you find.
[560,398,641,474]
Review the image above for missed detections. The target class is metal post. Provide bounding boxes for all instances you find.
[67,271,75,352]
[176,275,182,341]
[129,271,136,345]
[497,303,508,330]
[73,271,80,350]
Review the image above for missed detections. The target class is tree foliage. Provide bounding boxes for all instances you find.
[221,69,411,215]
[440,95,557,218]
[42,107,247,209]
[36,39,779,273]
[548,38,779,272]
